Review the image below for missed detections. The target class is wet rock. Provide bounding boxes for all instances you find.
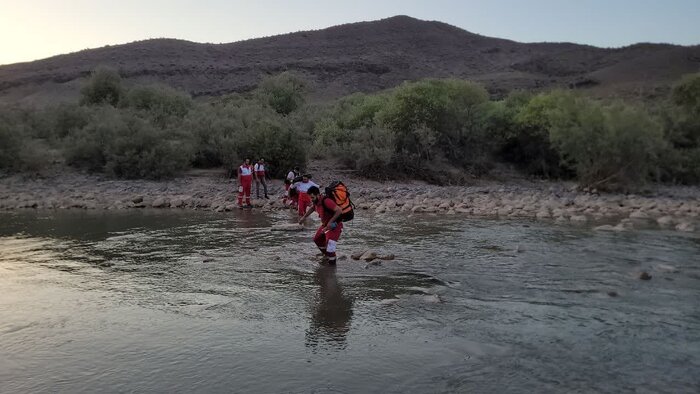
[379,253,395,261]
[607,291,618,297]
[271,223,304,231]
[535,210,550,220]
[360,250,378,262]
[170,198,184,208]
[639,271,652,280]
[655,264,679,273]
[351,250,366,260]
[675,222,695,232]
[132,196,144,204]
[594,225,616,232]
[570,215,588,223]
[152,198,168,208]
[629,210,650,220]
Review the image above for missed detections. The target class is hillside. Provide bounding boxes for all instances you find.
[1,15,699,105]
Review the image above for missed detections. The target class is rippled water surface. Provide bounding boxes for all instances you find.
[1,209,699,393]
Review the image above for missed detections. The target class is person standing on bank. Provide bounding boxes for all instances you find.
[238,158,253,208]
[254,158,269,199]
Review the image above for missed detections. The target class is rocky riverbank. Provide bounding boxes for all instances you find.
[1,168,698,234]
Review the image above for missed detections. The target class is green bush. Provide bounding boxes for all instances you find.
[341,126,395,176]
[0,122,22,172]
[65,108,193,179]
[656,73,700,184]
[122,84,192,128]
[496,91,572,177]
[548,97,665,191]
[376,79,490,168]
[257,72,308,115]
[672,73,700,112]
[80,66,123,106]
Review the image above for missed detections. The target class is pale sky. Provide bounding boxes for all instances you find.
[1,0,698,65]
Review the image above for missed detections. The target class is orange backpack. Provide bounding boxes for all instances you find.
[325,181,354,222]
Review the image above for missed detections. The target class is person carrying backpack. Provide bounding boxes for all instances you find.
[298,182,354,265]
[299,186,343,264]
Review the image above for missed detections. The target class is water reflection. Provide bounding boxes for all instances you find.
[306,266,354,351]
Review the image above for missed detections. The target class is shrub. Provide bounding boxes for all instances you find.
[65,108,193,178]
[80,66,123,106]
[377,79,490,165]
[548,98,665,191]
[0,121,22,172]
[257,72,308,115]
[121,84,192,128]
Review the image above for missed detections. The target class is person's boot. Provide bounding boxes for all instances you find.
[265,194,269,199]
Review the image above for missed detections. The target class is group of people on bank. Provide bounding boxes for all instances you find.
[236,158,352,265]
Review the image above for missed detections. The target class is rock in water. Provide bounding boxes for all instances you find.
[360,250,378,262]
[639,272,652,281]
[271,223,304,231]
[351,250,366,260]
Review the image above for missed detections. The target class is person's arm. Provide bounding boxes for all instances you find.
[325,205,343,232]
[298,204,314,224]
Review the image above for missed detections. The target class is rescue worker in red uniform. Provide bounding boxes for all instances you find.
[299,186,343,265]
[294,174,319,217]
[237,158,253,208]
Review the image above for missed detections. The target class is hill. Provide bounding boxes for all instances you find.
[1,15,699,105]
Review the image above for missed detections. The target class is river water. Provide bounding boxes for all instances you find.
[0,209,699,393]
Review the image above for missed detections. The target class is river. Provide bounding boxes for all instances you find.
[1,210,699,393]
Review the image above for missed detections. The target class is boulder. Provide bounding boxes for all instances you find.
[656,216,674,227]
[593,225,616,232]
[152,198,168,208]
[676,222,695,232]
[351,250,366,260]
[629,210,650,220]
[570,215,588,223]
[271,223,304,231]
[359,250,378,262]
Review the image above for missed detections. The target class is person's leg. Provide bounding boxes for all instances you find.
[262,178,268,198]
[298,193,309,217]
[255,179,261,199]
[244,179,252,206]
[313,226,327,255]
[238,185,244,207]
[324,225,342,264]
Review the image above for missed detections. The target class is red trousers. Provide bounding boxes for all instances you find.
[314,222,343,261]
[298,192,312,217]
[238,175,252,206]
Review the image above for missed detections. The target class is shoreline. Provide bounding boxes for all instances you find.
[1,168,698,234]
